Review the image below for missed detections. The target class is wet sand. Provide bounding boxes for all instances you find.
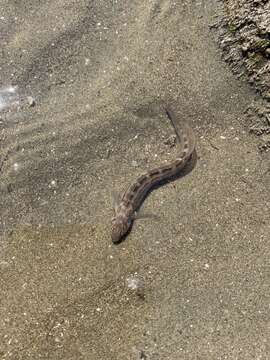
[0,1,270,359]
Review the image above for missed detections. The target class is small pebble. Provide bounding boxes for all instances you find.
[126,275,145,299]
[27,96,36,107]
[138,350,147,359]
[50,180,57,187]
[13,162,19,171]
[164,134,177,147]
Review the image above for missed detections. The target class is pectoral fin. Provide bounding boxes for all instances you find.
[111,190,121,211]
[132,211,159,221]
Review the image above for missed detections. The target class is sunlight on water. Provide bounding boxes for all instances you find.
[0,86,19,111]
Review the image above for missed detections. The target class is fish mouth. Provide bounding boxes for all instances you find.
[111,231,122,244]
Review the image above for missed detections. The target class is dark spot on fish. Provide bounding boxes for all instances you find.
[149,169,160,176]
[182,149,188,156]
[125,191,135,202]
[161,167,172,174]
[130,182,141,193]
[137,175,147,184]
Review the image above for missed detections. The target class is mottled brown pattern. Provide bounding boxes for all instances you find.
[111,107,196,243]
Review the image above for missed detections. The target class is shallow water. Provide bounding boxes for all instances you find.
[0,1,269,359]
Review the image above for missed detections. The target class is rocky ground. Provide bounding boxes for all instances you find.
[214,0,270,151]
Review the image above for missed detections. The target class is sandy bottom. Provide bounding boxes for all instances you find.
[0,1,270,359]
